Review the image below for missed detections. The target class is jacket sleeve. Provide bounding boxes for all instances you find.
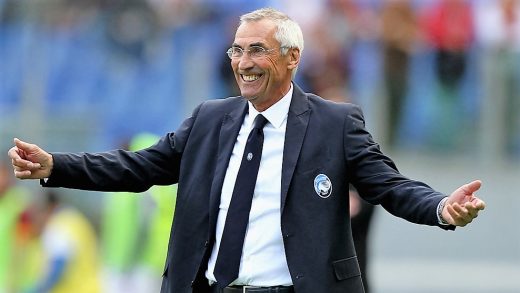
[42,104,201,192]
[343,104,453,229]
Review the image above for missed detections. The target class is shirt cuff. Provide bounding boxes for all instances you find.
[436,197,450,225]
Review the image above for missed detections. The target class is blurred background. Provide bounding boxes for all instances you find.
[0,0,519,292]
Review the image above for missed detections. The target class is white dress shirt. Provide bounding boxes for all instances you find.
[206,84,294,286]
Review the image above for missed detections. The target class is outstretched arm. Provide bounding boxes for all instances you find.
[8,138,53,179]
[441,180,486,227]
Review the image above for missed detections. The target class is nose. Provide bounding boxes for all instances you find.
[236,54,255,71]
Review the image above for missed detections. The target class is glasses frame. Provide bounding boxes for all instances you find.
[226,45,288,59]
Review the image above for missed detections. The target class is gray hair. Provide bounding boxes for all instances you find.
[239,8,304,79]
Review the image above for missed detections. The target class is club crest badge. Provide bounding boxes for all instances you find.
[314,174,332,198]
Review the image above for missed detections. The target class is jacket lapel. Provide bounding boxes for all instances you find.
[208,99,248,237]
[281,84,310,211]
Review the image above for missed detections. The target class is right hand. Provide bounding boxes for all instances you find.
[8,138,53,179]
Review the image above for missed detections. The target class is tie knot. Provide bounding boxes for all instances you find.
[253,114,268,130]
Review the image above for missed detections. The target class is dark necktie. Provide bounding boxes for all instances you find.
[214,114,268,289]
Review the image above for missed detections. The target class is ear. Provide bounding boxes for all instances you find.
[287,47,300,71]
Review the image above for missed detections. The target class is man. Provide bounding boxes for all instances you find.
[9,8,485,293]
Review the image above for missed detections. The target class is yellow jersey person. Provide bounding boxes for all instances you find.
[30,191,101,293]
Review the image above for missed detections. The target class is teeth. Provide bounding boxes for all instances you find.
[242,74,260,82]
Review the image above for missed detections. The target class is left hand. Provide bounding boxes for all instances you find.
[442,180,486,227]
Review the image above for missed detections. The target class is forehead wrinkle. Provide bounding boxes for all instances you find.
[235,20,277,44]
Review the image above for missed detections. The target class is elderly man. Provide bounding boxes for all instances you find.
[9,8,485,293]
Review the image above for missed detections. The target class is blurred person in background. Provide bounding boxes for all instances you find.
[11,206,45,293]
[102,133,177,293]
[104,0,159,62]
[349,185,375,293]
[0,159,30,292]
[9,7,486,293]
[101,138,140,293]
[421,0,474,148]
[380,0,419,148]
[475,0,520,158]
[298,0,354,101]
[422,0,474,91]
[27,191,101,293]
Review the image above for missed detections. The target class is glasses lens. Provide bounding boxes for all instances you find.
[249,46,266,58]
[227,47,238,59]
[227,46,275,59]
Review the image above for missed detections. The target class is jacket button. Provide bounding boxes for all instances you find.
[204,240,209,247]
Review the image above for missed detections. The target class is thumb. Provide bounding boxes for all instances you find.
[13,138,48,170]
[14,138,37,153]
[462,180,482,195]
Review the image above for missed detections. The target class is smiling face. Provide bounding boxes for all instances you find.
[232,19,299,111]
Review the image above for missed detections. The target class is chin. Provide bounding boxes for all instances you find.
[239,89,257,99]
[242,95,258,102]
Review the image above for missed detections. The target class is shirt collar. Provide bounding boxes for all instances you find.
[247,83,293,129]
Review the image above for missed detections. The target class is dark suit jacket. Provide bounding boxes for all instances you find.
[43,84,452,293]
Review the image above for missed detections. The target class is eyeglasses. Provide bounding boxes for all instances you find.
[226,45,288,59]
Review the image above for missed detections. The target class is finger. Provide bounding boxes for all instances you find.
[12,157,41,170]
[446,204,460,221]
[9,143,30,165]
[447,204,468,227]
[470,198,486,210]
[7,147,22,161]
[12,157,28,168]
[461,180,482,195]
[464,202,479,218]
[452,204,473,223]
[463,202,479,218]
[465,200,485,212]
[14,169,32,179]
[13,165,25,172]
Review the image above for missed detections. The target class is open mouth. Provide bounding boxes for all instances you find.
[241,74,262,82]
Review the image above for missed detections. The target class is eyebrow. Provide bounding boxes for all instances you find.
[231,42,267,48]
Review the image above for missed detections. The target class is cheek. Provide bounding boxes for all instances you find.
[231,60,239,72]
[265,57,286,77]
[266,57,278,69]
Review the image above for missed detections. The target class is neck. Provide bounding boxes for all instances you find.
[252,82,292,112]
